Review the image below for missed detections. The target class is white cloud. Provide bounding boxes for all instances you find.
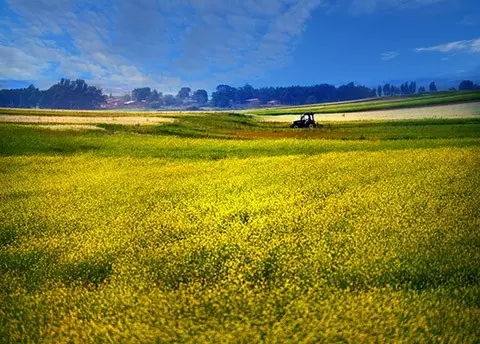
[380,51,399,61]
[2,0,324,92]
[471,40,480,53]
[0,45,51,79]
[415,39,480,53]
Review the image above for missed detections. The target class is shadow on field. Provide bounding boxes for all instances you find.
[1,119,479,160]
[0,248,115,292]
[0,125,101,156]
[145,237,479,293]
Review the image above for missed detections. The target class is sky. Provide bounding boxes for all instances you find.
[0,0,479,95]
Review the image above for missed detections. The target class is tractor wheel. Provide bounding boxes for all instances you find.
[293,124,299,128]
[308,123,315,129]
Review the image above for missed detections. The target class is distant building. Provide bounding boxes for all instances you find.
[246,98,260,108]
[267,100,279,106]
[123,100,145,109]
[103,97,123,109]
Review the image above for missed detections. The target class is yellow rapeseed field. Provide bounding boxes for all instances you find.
[1,128,480,342]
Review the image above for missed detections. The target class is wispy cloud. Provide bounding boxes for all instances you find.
[380,51,399,61]
[415,39,480,53]
[349,0,446,13]
[459,15,477,27]
[0,0,323,93]
[0,45,51,79]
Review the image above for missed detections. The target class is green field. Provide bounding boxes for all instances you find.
[248,91,480,116]
[1,116,480,342]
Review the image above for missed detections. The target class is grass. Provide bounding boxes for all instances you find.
[248,91,480,116]
[1,117,480,159]
[1,116,479,342]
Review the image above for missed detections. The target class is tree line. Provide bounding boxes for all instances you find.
[0,79,105,109]
[129,87,208,109]
[0,78,479,110]
[458,80,480,91]
[211,82,374,107]
[208,80,477,108]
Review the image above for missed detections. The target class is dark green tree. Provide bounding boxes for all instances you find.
[459,80,475,90]
[163,94,177,106]
[39,79,105,109]
[410,81,417,95]
[306,95,317,104]
[177,87,191,100]
[236,84,255,104]
[211,85,236,108]
[192,89,208,106]
[132,87,151,101]
[147,89,161,103]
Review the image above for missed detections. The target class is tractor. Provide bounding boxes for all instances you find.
[290,112,317,128]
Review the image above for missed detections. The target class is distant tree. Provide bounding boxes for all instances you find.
[388,85,396,96]
[205,82,395,108]
[405,81,417,95]
[418,86,426,94]
[177,87,191,100]
[149,101,162,109]
[392,86,399,96]
[306,95,317,104]
[147,89,161,103]
[132,87,151,101]
[192,89,208,106]
[123,94,131,102]
[377,85,382,97]
[163,94,177,106]
[211,84,236,108]
[0,79,107,109]
[429,81,437,92]
[337,82,353,100]
[27,86,41,107]
[383,84,391,97]
[459,80,475,90]
[39,79,105,109]
[236,84,255,104]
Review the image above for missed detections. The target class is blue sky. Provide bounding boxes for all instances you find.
[0,0,479,94]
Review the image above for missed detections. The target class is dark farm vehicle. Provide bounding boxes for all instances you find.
[290,112,317,128]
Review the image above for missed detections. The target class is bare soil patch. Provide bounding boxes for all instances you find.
[259,102,480,123]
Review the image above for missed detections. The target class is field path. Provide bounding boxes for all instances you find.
[259,101,480,122]
[0,115,174,125]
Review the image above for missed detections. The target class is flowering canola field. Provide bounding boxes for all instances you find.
[1,124,480,342]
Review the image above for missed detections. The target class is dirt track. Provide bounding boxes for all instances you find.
[0,115,174,125]
[259,102,480,123]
